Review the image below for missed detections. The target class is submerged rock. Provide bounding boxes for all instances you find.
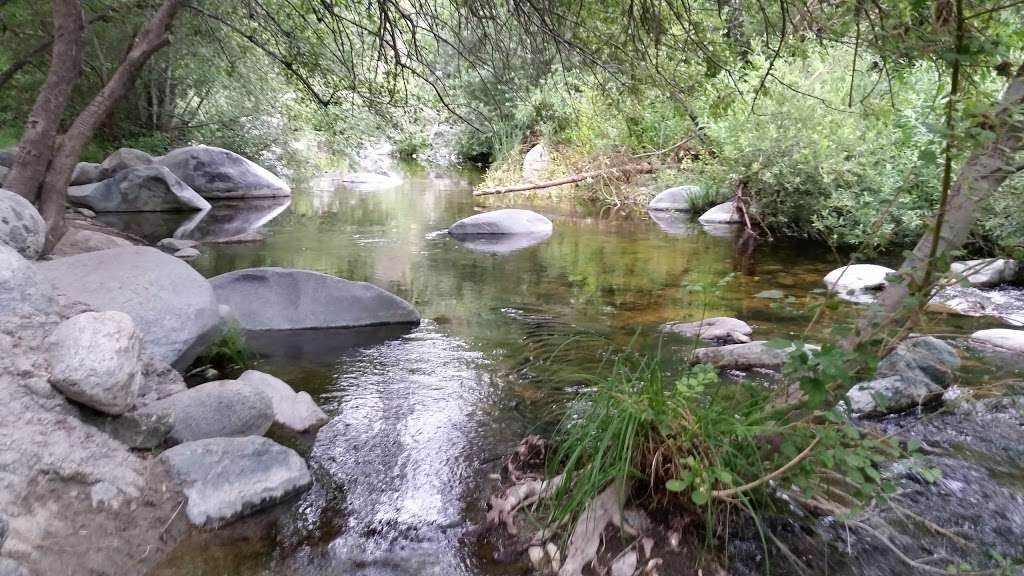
[448,209,553,236]
[823,264,895,304]
[68,165,210,212]
[949,258,1019,287]
[159,436,311,528]
[0,188,46,259]
[45,311,143,415]
[691,341,809,370]
[51,226,133,257]
[662,317,752,344]
[158,145,291,199]
[138,380,273,443]
[522,143,550,181]
[648,185,701,211]
[155,237,198,252]
[36,247,222,370]
[970,328,1024,354]
[697,200,742,224]
[846,336,959,416]
[99,148,155,177]
[210,267,420,331]
[173,247,200,259]
[237,370,328,433]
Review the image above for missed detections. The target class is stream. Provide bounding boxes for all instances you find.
[106,161,1022,575]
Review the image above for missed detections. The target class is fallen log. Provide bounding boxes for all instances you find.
[473,163,654,197]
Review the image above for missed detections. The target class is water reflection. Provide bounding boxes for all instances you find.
[646,209,697,236]
[93,197,290,243]
[450,230,553,254]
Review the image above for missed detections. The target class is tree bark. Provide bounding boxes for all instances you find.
[4,0,84,201]
[38,0,184,250]
[855,63,1024,343]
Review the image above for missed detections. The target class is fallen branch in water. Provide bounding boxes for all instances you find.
[473,163,654,196]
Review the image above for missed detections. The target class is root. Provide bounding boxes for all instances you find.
[487,473,564,535]
[559,481,633,576]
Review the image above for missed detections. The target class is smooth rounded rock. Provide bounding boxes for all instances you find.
[138,380,274,443]
[210,267,420,331]
[522,143,550,181]
[36,247,222,369]
[158,145,291,199]
[448,209,553,236]
[690,341,815,370]
[173,247,200,259]
[238,370,328,433]
[0,243,57,321]
[648,185,702,211]
[697,200,742,224]
[51,227,133,258]
[0,188,46,259]
[68,165,210,212]
[970,329,1024,354]
[100,148,155,177]
[71,161,103,185]
[156,237,199,251]
[45,311,142,415]
[662,317,752,344]
[824,264,896,304]
[159,436,311,528]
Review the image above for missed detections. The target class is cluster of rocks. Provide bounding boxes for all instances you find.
[646,184,744,237]
[661,315,813,372]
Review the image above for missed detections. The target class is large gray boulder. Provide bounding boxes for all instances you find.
[0,244,57,321]
[522,143,550,181]
[51,226,132,258]
[36,247,222,369]
[160,436,311,528]
[158,145,291,199]
[949,259,1018,288]
[137,380,274,443]
[846,336,960,416]
[662,317,752,344]
[68,165,210,212]
[691,341,815,370]
[45,311,142,415]
[648,185,701,211]
[0,188,46,259]
[697,200,742,224]
[449,209,553,236]
[970,329,1024,354]
[238,370,328,433]
[70,161,103,185]
[99,147,155,177]
[210,267,420,331]
[823,264,895,304]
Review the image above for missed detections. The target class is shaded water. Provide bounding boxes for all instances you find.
[145,162,1014,575]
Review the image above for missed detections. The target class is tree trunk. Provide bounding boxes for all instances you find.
[38,0,184,250]
[4,0,84,201]
[855,63,1024,343]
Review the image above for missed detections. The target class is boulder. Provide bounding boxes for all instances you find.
[449,209,553,236]
[949,259,1018,288]
[137,380,273,443]
[159,436,311,528]
[238,370,328,433]
[173,247,200,259]
[158,145,291,199]
[36,247,222,369]
[0,188,46,259]
[662,317,752,344]
[51,227,132,258]
[68,165,210,212]
[210,267,420,331]
[99,148,155,177]
[691,341,814,370]
[45,311,142,415]
[697,201,742,224]
[648,185,701,211]
[156,237,198,251]
[70,162,103,185]
[89,410,174,450]
[0,558,28,576]
[970,329,1024,354]
[823,264,895,304]
[846,336,959,416]
[0,244,57,321]
[522,143,550,181]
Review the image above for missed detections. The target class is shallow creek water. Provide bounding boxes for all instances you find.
[131,162,1017,575]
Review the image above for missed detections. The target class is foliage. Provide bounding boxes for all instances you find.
[194,324,253,375]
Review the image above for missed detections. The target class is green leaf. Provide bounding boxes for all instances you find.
[666,478,689,492]
[691,490,709,506]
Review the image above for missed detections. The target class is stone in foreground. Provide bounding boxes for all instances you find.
[0,188,46,259]
[697,200,743,224]
[970,329,1024,354]
[448,209,553,236]
[662,317,752,344]
[691,341,812,370]
[949,259,1018,288]
[159,436,311,528]
[45,311,142,415]
[210,267,420,331]
[823,264,895,304]
[51,226,132,257]
[158,145,291,199]
[68,165,210,212]
[238,370,328,433]
[648,185,701,211]
[846,336,960,416]
[138,380,274,443]
[36,247,222,369]
[0,244,57,321]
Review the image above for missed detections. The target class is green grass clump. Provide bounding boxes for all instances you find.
[195,324,253,375]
